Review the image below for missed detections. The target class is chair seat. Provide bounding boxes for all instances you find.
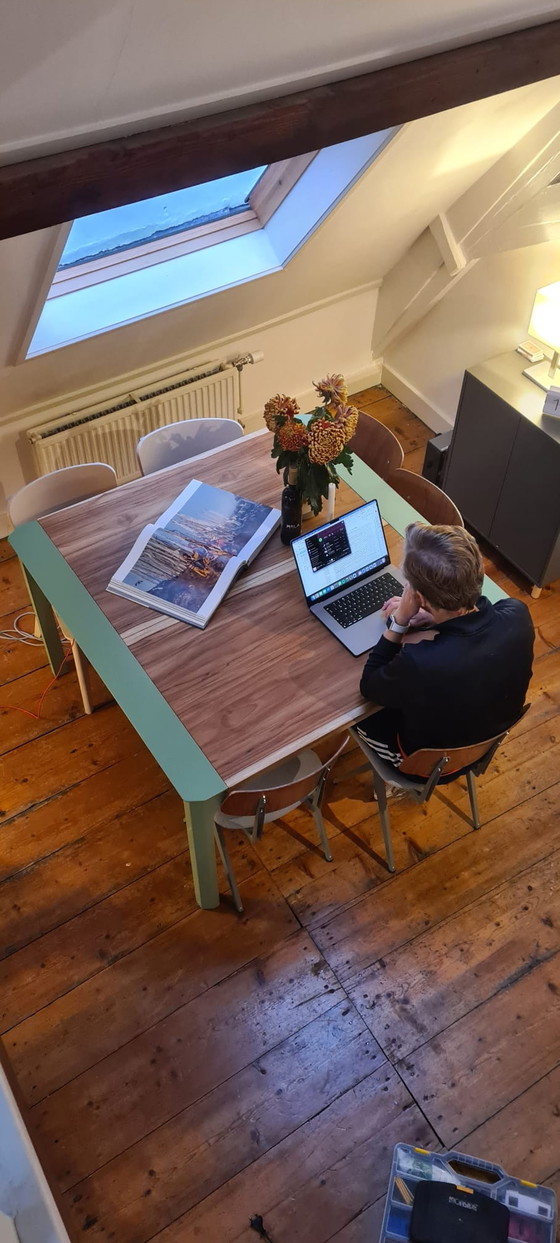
[355,736,481,789]
[215,748,321,828]
[355,739,426,792]
[350,717,522,875]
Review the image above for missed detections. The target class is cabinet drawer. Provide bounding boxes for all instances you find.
[445,374,518,535]
[489,417,560,583]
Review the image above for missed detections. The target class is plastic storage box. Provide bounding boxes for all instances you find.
[379,1144,557,1243]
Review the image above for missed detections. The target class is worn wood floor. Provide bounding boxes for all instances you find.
[1,387,560,1243]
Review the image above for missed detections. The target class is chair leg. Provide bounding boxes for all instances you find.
[214,825,244,913]
[310,804,333,862]
[466,770,481,829]
[372,770,396,872]
[71,640,92,715]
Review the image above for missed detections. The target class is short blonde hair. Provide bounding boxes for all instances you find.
[402,523,484,611]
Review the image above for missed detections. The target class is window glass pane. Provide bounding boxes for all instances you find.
[59,166,267,267]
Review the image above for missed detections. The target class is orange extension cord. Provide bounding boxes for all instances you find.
[0,652,73,720]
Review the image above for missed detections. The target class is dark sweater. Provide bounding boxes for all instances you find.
[359,596,534,755]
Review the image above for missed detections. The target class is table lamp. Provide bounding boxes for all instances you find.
[524,281,560,390]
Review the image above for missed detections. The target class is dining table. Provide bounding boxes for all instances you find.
[9,428,506,908]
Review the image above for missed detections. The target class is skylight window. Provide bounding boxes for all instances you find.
[58,167,268,267]
[28,131,398,356]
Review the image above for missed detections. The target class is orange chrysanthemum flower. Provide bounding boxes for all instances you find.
[277,419,310,452]
[263,393,300,431]
[313,373,348,407]
[308,418,346,465]
[333,403,359,443]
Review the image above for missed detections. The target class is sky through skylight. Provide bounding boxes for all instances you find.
[59,166,267,267]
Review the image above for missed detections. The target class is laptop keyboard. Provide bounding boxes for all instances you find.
[324,573,403,629]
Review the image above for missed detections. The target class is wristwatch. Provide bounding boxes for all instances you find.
[386,612,410,634]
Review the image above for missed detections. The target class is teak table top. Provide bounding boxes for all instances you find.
[38,431,402,787]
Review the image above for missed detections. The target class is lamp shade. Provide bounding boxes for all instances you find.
[528,282,560,353]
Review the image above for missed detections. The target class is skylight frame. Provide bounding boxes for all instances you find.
[27,130,398,357]
[48,156,316,299]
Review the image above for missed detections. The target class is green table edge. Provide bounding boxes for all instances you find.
[338,458,508,603]
[9,521,226,802]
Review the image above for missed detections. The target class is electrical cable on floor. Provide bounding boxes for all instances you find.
[0,610,46,646]
[0,652,72,719]
[249,1215,274,1242]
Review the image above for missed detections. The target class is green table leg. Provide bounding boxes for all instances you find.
[21,565,67,675]
[184,794,223,909]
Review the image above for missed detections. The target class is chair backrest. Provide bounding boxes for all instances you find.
[399,731,509,779]
[8,462,117,526]
[220,737,347,818]
[348,411,404,479]
[137,417,244,475]
[387,467,463,526]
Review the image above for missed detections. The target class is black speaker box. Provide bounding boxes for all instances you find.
[422,430,452,487]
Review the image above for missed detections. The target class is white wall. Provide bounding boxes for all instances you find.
[0,1066,70,1243]
[0,285,382,531]
[383,240,560,427]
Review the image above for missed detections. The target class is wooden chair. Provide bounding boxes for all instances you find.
[214,738,347,912]
[348,410,404,478]
[350,713,527,872]
[137,417,244,475]
[8,463,117,714]
[387,467,463,525]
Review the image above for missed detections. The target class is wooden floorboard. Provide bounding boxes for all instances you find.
[61,1002,381,1243]
[463,1069,560,1183]
[32,932,350,1190]
[347,849,560,1062]
[313,784,560,979]
[397,951,560,1145]
[1,385,559,1243]
[145,1067,437,1243]
[11,873,298,1106]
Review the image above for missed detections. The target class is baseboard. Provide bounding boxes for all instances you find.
[349,358,384,393]
[0,514,10,540]
[381,363,453,433]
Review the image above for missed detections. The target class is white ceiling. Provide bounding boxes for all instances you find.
[2,76,560,395]
[1,0,559,163]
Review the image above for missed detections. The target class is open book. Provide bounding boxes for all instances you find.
[107,479,281,628]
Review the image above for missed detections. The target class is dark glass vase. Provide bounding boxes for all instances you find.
[280,466,302,545]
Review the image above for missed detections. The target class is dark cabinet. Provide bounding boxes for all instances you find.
[444,352,560,592]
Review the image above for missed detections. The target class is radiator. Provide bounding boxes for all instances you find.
[26,361,241,483]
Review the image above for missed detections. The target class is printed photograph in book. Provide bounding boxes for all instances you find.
[123,482,272,613]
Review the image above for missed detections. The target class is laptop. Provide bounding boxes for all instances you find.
[291,499,405,656]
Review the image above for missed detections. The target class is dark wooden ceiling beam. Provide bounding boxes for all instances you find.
[2,18,560,241]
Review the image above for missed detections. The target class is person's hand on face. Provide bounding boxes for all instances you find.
[382,588,434,628]
[396,584,423,625]
[384,583,422,626]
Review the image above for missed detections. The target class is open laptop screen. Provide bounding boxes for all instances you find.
[291,499,390,604]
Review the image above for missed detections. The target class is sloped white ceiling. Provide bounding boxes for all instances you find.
[1,0,559,162]
[2,77,560,401]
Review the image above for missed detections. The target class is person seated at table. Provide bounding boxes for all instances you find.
[357,522,534,772]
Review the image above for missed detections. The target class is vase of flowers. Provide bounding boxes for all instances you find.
[263,374,357,517]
